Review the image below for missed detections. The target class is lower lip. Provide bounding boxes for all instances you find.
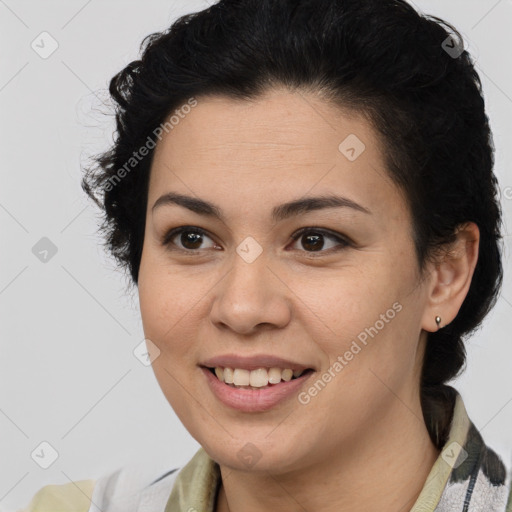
[201,367,313,412]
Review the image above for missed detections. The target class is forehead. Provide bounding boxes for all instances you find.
[148,88,404,222]
[152,88,377,166]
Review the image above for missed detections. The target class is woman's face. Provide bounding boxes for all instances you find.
[138,88,433,473]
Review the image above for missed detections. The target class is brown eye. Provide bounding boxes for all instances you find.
[290,228,350,255]
[162,226,217,252]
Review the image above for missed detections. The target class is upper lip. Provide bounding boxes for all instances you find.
[200,354,315,372]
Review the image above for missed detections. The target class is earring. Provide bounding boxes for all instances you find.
[435,316,442,329]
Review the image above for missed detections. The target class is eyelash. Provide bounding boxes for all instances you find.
[161,225,352,257]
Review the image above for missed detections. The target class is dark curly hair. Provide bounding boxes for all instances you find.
[82,0,503,448]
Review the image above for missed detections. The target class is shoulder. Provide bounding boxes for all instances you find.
[437,426,512,512]
[89,463,180,512]
[18,464,181,512]
[17,479,95,512]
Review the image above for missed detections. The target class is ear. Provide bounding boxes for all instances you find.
[421,222,480,332]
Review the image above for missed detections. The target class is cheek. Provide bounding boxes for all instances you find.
[138,265,206,422]
[139,249,189,330]
[290,252,422,379]
[289,261,401,335]
[138,254,188,355]
[138,257,220,380]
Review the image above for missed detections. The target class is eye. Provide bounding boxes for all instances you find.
[162,226,219,253]
[288,227,351,256]
[161,226,351,256]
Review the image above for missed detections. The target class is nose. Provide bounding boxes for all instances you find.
[209,250,292,335]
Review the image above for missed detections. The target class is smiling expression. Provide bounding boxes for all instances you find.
[137,87,433,473]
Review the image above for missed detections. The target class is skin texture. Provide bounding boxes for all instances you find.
[137,88,480,512]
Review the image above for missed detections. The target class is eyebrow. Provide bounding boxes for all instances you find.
[152,192,372,222]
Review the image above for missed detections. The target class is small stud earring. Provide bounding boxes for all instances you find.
[435,316,442,329]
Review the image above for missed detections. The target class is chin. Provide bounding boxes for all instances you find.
[197,427,314,474]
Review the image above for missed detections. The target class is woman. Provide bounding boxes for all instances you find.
[21,0,511,511]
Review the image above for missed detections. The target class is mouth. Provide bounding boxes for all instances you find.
[201,364,315,412]
[203,366,315,390]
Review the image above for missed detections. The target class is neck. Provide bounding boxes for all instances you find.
[215,395,440,512]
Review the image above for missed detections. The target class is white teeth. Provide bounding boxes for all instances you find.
[249,368,268,388]
[281,369,293,382]
[214,367,224,382]
[223,367,234,384]
[268,367,282,384]
[233,369,250,386]
[212,366,306,387]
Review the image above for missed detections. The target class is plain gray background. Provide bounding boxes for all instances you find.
[1,1,511,510]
